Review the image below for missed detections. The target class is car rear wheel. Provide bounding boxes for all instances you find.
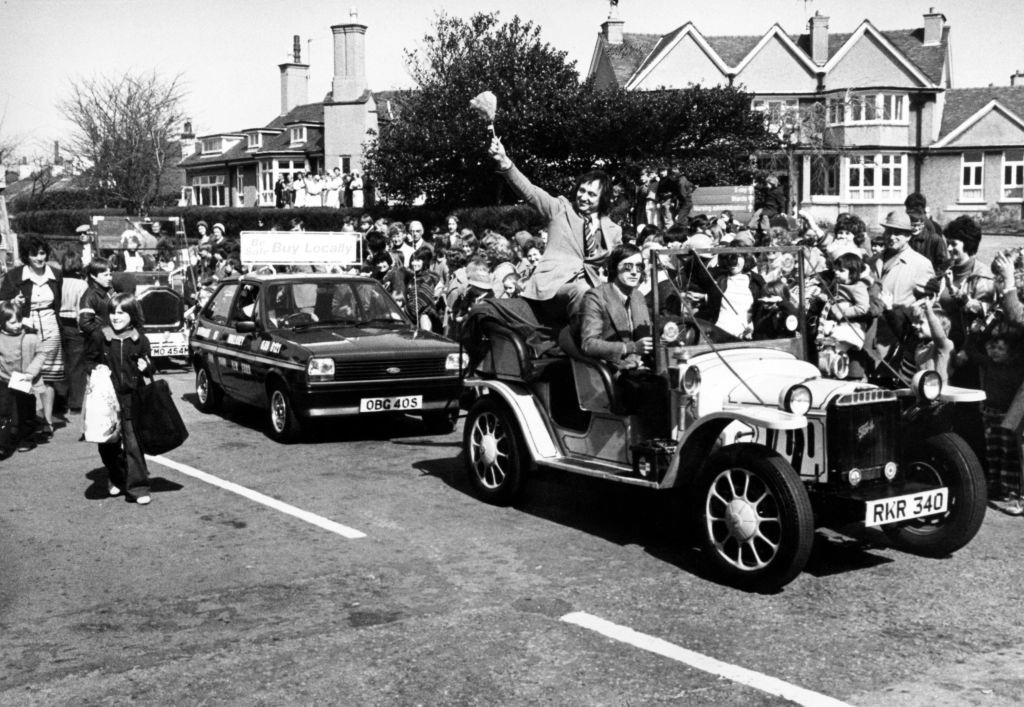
[884,432,986,557]
[195,365,223,413]
[693,444,814,591]
[463,398,527,505]
[267,382,302,443]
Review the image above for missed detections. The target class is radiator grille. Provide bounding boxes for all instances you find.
[333,358,447,381]
[139,289,184,327]
[826,400,899,482]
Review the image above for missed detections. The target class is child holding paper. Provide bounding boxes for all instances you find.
[0,300,46,456]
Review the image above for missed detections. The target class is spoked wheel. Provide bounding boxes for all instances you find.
[693,444,814,591]
[267,382,302,443]
[195,364,222,413]
[884,432,986,557]
[463,398,527,505]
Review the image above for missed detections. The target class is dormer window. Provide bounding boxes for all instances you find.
[201,137,223,154]
[289,126,307,146]
[247,133,262,150]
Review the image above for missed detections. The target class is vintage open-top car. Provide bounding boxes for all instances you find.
[190,272,465,442]
[459,245,988,590]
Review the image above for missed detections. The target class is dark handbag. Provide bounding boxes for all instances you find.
[135,377,189,455]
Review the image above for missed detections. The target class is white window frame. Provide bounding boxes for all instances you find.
[960,151,985,203]
[191,173,226,206]
[289,126,307,147]
[246,133,262,150]
[751,98,799,136]
[828,93,908,126]
[804,154,841,202]
[1002,149,1024,201]
[844,153,907,203]
[200,137,222,155]
[235,167,245,207]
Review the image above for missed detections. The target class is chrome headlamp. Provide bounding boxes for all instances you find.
[781,384,812,415]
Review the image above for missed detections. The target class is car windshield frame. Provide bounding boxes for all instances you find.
[650,245,811,374]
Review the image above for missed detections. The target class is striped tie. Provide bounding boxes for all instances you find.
[582,217,598,256]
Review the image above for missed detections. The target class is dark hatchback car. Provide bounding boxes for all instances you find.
[190,273,465,441]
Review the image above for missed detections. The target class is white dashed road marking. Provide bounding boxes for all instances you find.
[561,612,851,707]
[147,454,367,539]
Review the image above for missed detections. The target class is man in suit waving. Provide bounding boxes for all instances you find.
[489,136,622,326]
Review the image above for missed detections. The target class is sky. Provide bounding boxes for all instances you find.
[1,0,1022,160]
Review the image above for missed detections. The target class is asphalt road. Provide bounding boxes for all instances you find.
[2,370,1024,705]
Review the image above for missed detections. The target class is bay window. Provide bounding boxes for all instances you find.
[845,154,906,202]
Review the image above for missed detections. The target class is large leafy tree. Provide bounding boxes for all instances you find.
[61,71,184,214]
[365,12,582,207]
[366,12,775,208]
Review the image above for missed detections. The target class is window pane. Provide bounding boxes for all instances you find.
[1006,149,1024,162]
[964,151,983,163]
[865,95,877,120]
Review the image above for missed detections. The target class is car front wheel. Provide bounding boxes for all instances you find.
[267,382,302,443]
[884,432,986,557]
[463,398,527,505]
[693,444,814,591]
[195,365,223,413]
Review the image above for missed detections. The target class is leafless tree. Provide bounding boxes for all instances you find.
[60,71,184,214]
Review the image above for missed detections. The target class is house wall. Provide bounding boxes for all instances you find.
[733,37,817,94]
[323,99,378,174]
[922,150,1024,222]
[592,52,619,90]
[633,34,727,89]
[826,34,923,89]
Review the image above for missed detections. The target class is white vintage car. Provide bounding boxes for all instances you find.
[459,246,987,591]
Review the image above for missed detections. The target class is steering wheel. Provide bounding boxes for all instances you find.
[279,311,315,327]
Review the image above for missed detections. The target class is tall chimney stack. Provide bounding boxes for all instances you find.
[601,0,624,45]
[923,8,945,46]
[179,118,196,160]
[1012,70,1024,87]
[279,34,310,116]
[809,12,829,65]
[331,9,368,102]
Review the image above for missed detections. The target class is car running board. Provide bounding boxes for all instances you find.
[537,457,661,488]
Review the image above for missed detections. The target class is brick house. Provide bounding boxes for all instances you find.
[587,2,1024,225]
[178,12,400,208]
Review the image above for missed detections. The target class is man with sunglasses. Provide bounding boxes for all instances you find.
[489,136,622,326]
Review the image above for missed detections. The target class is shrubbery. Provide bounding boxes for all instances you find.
[10,204,548,239]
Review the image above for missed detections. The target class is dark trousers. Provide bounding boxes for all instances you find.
[0,382,36,454]
[99,416,150,497]
[615,369,671,440]
[59,318,87,410]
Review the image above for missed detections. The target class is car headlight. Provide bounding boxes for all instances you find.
[307,357,335,380]
[912,370,942,401]
[661,321,680,344]
[681,365,701,395]
[446,352,468,371]
[781,384,812,415]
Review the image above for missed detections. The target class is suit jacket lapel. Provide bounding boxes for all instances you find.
[607,287,632,338]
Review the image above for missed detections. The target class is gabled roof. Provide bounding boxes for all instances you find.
[595,32,662,87]
[263,101,325,130]
[594,19,949,88]
[935,86,1024,144]
[371,89,413,121]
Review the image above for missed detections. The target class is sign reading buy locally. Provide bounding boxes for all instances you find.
[240,231,362,265]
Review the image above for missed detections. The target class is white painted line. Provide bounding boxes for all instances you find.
[147,454,367,539]
[560,612,851,707]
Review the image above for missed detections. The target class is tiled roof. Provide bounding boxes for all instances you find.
[598,22,949,87]
[263,101,325,130]
[938,86,1024,140]
[372,89,413,121]
[598,31,662,86]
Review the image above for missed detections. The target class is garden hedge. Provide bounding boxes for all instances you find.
[10,204,547,240]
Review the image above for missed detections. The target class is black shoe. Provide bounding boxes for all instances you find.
[16,439,37,453]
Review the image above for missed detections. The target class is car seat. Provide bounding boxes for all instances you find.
[556,326,616,414]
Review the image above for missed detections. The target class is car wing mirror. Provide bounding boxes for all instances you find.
[235,320,257,333]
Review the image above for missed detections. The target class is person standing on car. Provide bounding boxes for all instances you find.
[488,136,621,327]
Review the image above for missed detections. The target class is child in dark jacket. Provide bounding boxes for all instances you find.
[84,292,153,504]
[0,301,47,456]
